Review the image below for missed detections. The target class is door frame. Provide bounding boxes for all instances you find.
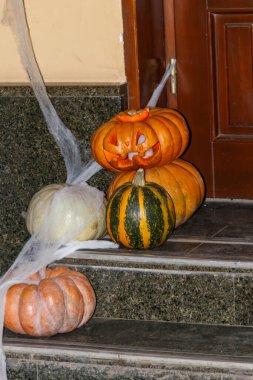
[121,0,141,109]
[121,0,168,109]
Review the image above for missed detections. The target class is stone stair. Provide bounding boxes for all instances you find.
[5,318,253,379]
[4,200,253,379]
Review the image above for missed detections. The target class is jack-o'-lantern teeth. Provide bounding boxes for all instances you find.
[127,147,154,161]
[126,133,155,160]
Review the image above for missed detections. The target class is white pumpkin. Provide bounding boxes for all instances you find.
[26,183,106,241]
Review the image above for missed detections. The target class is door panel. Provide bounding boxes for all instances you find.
[208,0,253,10]
[214,141,253,199]
[212,13,253,136]
[164,0,253,199]
[211,11,253,197]
[212,11,253,197]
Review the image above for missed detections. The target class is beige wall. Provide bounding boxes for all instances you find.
[0,0,126,84]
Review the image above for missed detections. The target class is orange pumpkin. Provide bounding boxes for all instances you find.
[108,159,205,227]
[4,266,96,337]
[91,108,189,172]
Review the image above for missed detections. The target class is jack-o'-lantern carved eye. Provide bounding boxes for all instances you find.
[109,132,118,146]
[136,131,146,145]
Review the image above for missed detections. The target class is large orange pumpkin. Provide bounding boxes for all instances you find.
[108,159,205,227]
[91,108,189,172]
[4,266,96,337]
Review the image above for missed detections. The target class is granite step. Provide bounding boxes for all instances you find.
[56,200,253,327]
[4,317,253,379]
[4,200,253,379]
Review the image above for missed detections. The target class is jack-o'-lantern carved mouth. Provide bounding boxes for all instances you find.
[104,140,160,170]
[127,140,159,160]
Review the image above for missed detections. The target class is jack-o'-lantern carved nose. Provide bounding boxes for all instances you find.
[128,152,139,160]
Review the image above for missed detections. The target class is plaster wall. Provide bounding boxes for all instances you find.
[0,0,125,83]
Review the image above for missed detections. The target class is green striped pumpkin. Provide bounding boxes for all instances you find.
[106,169,175,249]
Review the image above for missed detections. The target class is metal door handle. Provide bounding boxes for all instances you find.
[170,58,177,95]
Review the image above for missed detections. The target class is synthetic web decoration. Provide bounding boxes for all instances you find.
[0,1,175,378]
[0,0,117,378]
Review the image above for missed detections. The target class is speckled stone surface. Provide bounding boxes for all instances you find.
[7,359,37,380]
[64,264,236,325]
[34,363,253,380]
[4,318,253,379]
[0,84,126,275]
[6,357,253,380]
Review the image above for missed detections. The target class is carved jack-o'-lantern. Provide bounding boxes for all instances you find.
[91,108,189,172]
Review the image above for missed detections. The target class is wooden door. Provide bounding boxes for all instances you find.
[164,0,253,198]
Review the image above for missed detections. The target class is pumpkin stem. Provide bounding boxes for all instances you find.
[132,169,146,187]
[116,108,149,123]
[126,109,145,117]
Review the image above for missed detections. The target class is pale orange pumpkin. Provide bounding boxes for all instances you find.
[4,266,96,337]
[108,159,205,227]
[91,108,189,172]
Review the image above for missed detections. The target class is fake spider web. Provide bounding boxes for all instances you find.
[0,1,174,378]
[0,1,117,378]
